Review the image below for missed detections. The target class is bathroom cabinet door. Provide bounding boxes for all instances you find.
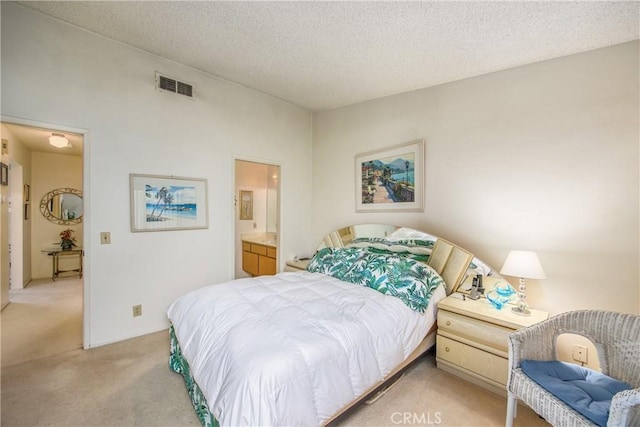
[243,251,259,276]
[258,255,276,276]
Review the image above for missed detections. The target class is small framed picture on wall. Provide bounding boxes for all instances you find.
[0,162,8,186]
[239,190,253,220]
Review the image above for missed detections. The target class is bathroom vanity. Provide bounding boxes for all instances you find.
[242,234,277,276]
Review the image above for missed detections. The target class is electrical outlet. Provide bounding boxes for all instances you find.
[132,304,142,317]
[100,232,111,244]
[573,345,588,363]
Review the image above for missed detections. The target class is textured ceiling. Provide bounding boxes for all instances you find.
[16,1,640,111]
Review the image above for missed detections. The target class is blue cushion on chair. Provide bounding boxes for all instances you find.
[521,360,632,427]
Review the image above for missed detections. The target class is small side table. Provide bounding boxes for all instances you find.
[284,259,310,272]
[47,249,84,280]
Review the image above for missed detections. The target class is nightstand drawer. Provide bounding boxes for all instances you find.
[438,310,512,353]
[437,335,508,385]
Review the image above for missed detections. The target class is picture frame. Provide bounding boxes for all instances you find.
[24,184,30,201]
[355,139,424,212]
[130,174,209,232]
[239,190,253,220]
[0,162,8,186]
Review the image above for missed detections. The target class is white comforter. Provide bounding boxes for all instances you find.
[167,271,444,426]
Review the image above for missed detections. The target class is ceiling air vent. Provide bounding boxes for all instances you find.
[155,72,194,99]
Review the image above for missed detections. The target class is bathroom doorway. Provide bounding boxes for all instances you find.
[234,159,280,279]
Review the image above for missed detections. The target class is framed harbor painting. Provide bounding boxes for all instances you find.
[130,174,208,232]
[355,139,424,212]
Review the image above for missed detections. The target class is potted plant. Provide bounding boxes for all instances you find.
[59,228,77,250]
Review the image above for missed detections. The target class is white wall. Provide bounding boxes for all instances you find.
[3,2,637,347]
[266,164,279,233]
[1,3,313,346]
[313,42,639,316]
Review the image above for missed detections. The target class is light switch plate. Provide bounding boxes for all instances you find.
[100,232,111,244]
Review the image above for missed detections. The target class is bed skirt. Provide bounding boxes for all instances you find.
[169,325,218,427]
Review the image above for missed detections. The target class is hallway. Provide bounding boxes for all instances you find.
[1,277,82,368]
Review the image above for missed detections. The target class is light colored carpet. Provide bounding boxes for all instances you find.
[335,355,549,426]
[1,328,548,426]
[0,279,547,426]
[1,330,200,427]
[1,277,82,368]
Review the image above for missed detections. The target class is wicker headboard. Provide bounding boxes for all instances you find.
[427,238,474,295]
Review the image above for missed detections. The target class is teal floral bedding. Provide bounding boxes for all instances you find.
[304,247,364,279]
[307,247,444,313]
[169,325,218,427]
[346,237,435,263]
[349,237,435,248]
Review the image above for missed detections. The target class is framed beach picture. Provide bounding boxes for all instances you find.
[239,190,253,220]
[355,139,424,212]
[130,174,208,232]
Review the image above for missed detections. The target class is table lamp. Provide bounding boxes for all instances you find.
[500,250,545,316]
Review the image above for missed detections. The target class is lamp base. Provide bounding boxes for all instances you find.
[512,306,531,316]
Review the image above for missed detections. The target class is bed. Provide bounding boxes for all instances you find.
[167,227,474,426]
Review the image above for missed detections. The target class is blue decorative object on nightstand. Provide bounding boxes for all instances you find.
[486,282,516,309]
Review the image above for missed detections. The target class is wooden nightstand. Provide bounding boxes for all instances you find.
[436,293,548,395]
[284,259,310,272]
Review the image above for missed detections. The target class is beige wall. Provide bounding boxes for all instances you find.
[313,41,639,316]
[31,152,83,279]
[13,137,32,287]
[0,153,7,309]
[0,124,35,306]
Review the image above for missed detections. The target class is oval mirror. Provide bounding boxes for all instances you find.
[39,188,83,225]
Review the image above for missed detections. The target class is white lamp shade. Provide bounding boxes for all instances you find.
[500,250,546,280]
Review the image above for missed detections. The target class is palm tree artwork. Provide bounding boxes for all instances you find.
[145,184,196,223]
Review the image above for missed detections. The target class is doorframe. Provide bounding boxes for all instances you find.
[1,115,91,349]
[9,162,24,289]
[233,155,282,279]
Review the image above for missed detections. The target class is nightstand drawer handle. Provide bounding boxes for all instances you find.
[446,320,451,326]
[445,347,450,352]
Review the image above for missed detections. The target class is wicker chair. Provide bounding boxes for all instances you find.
[506,310,640,427]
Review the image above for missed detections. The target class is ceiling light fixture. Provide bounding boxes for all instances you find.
[49,133,71,148]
